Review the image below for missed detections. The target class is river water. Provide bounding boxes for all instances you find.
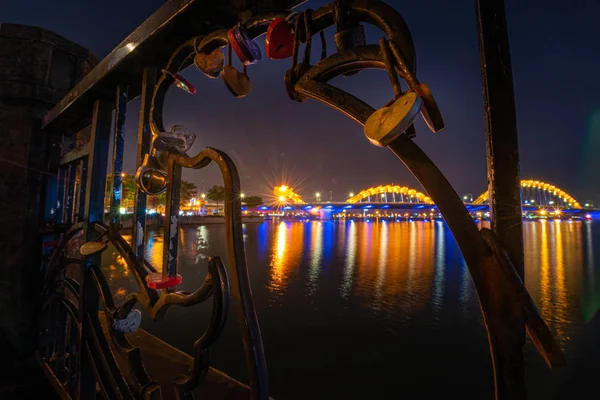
[102,219,600,399]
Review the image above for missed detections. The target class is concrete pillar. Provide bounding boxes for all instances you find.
[0,23,97,374]
[319,209,333,220]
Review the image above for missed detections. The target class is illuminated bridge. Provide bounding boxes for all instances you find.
[253,181,598,220]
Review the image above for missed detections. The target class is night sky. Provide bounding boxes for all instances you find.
[4,0,600,203]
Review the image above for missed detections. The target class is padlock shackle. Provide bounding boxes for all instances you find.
[306,0,416,73]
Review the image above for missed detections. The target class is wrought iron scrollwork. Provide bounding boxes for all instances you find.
[39,1,566,399]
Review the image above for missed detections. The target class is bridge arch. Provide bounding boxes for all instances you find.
[346,185,433,204]
[472,179,581,208]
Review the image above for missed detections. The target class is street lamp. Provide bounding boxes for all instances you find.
[120,172,126,178]
[201,193,206,199]
[349,192,354,197]
[240,192,245,199]
[315,192,321,202]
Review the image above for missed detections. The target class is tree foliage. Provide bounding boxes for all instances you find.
[105,174,197,209]
[206,185,226,202]
[180,181,198,203]
[243,195,264,208]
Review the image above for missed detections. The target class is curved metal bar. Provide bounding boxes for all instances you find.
[45,225,84,282]
[151,274,214,320]
[174,256,230,396]
[60,276,81,300]
[44,257,83,296]
[90,264,117,313]
[169,147,269,400]
[48,295,79,323]
[294,60,560,396]
[149,37,198,137]
[195,29,228,56]
[308,0,416,72]
[481,228,566,368]
[296,78,374,125]
[298,45,407,83]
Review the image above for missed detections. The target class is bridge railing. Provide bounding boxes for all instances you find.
[36,0,567,399]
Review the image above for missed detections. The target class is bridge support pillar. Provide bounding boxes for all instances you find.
[319,209,333,220]
[0,24,97,382]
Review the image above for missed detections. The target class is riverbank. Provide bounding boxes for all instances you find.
[118,215,265,230]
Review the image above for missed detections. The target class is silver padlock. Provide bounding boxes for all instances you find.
[334,24,366,52]
[334,24,366,77]
[114,309,142,334]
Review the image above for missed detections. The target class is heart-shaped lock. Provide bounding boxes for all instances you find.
[266,18,295,59]
[114,309,142,334]
[194,48,224,79]
[80,240,108,256]
[364,91,422,147]
[414,83,444,133]
[221,42,252,98]
[162,69,196,94]
[228,24,261,65]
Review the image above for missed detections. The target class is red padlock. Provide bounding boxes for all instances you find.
[228,25,261,65]
[145,272,183,289]
[266,18,295,60]
[162,69,196,95]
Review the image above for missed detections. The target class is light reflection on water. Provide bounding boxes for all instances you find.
[103,219,600,399]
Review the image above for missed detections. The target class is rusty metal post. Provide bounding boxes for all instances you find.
[163,159,182,279]
[132,68,156,260]
[110,85,127,234]
[80,98,113,398]
[475,0,526,398]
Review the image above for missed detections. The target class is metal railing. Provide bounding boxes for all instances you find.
[37,1,565,399]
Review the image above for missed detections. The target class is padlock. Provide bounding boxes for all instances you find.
[266,18,295,59]
[154,125,196,153]
[135,154,168,195]
[162,69,196,94]
[414,82,444,133]
[114,309,142,334]
[334,24,365,76]
[228,25,261,66]
[364,91,422,147]
[334,24,366,52]
[145,272,183,290]
[194,48,224,79]
[284,64,308,102]
[222,42,252,98]
[80,240,108,256]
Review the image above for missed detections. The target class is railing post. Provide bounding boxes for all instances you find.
[163,159,182,279]
[109,85,128,234]
[79,98,112,398]
[475,0,526,398]
[132,68,156,260]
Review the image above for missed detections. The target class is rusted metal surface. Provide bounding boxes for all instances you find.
[170,147,269,399]
[37,1,564,399]
[80,99,113,398]
[481,228,566,368]
[475,1,527,397]
[132,68,156,261]
[163,160,182,279]
[289,9,564,396]
[41,0,306,131]
[110,85,128,234]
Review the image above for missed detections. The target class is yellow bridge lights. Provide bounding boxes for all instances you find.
[346,185,434,204]
[472,179,581,209]
[274,185,305,204]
